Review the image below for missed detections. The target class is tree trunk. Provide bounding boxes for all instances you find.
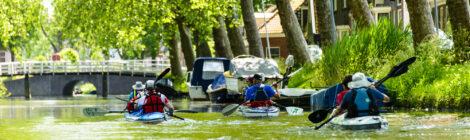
[212,16,234,59]
[348,0,374,29]
[176,18,195,71]
[194,30,212,57]
[40,23,58,53]
[306,0,315,44]
[168,33,184,77]
[315,0,334,47]
[276,0,312,65]
[241,0,264,58]
[406,0,436,46]
[225,13,248,57]
[447,0,470,61]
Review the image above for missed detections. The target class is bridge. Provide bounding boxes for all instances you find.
[1,59,171,98]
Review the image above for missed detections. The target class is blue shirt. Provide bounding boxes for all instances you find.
[128,90,144,101]
[340,88,385,116]
[245,84,276,101]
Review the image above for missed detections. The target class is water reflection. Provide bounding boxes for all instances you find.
[0,96,470,139]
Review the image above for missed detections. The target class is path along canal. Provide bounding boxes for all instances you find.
[1,96,470,139]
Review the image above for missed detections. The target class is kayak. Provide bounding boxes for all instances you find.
[124,109,169,123]
[330,112,388,130]
[237,105,280,118]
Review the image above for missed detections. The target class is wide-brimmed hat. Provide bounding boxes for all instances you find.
[132,81,145,90]
[347,72,371,89]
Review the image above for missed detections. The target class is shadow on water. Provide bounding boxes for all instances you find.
[1,96,470,139]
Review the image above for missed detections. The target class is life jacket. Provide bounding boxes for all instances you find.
[242,84,272,108]
[346,88,379,118]
[142,91,166,114]
[126,97,139,113]
[254,84,269,101]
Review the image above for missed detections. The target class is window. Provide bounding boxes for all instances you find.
[343,0,347,9]
[378,13,389,20]
[267,47,280,58]
[376,0,384,5]
[334,0,337,11]
[202,60,225,80]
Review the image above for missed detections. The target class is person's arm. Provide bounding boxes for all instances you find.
[382,94,390,103]
[330,107,344,118]
[272,83,280,99]
[371,88,390,103]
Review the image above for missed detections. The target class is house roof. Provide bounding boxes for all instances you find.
[256,0,306,35]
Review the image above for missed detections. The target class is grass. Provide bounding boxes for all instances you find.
[287,19,470,110]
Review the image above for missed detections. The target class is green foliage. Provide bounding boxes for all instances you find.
[58,48,80,62]
[451,27,470,63]
[76,83,96,95]
[288,19,470,110]
[289,19,412,87]
[166,73,188,93]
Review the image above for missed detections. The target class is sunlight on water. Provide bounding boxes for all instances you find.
[0,96,470,139]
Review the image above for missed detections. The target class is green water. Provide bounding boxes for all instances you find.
[1,96,470,140]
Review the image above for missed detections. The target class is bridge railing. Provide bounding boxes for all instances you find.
[0,59,170,76]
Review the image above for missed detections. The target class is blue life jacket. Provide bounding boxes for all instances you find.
[346,88,379,118]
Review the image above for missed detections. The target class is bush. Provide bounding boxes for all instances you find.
[288,19,470,110]
[58,48,80,62]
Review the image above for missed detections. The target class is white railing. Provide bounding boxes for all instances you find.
[0,59,170,76]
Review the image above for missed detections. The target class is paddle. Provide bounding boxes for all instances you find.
[114,96,198,113]
[83,107,126,117]
[308,56,417,129]
[83,107,186,120]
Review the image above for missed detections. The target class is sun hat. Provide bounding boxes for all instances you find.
[347,72,371,89]
[132,81,145,90]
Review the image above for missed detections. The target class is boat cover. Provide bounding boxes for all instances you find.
[230,57,281,79]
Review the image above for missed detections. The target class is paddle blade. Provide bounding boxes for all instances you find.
[83,107,109,117]
[156,68,171,81]
[389,57,416,77]
[286,107,303,116]
[222,104,241,116]
[308,109,329,123]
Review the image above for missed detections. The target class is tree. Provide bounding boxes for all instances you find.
[167,32,184,77]
[176,17,196,71]
[348,0,374,29]
[275,0,312,65]
[447,0,470,61]
[213,16,234,59]
[241,0,264,58]
[225,11,248,57]
[315,0,335,47]
[405,0,436,46]
[194,30,212,57]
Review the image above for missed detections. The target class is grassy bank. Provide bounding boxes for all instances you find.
[289,19,470,110]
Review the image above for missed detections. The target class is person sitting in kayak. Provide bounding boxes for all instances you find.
[128,81,145,102]
[127,80,175,116]
[242,76,254,101]
[330,72,390,118]
[336,75,352,106]
[243,74,280,107]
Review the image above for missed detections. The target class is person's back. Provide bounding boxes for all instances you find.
[331,72,389,119]
[243,74,280,107]
[341,88,382,118]
[142,91,168,114]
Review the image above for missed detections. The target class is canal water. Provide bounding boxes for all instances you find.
[1,96,470,139]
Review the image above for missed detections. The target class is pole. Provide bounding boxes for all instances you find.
[330,0,336,45]
[262,0,271,58]
[310,0,316,34]
[434,0,438,33]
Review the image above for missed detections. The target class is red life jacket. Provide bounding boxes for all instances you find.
[143,91,166,114]
[126,97,139,113]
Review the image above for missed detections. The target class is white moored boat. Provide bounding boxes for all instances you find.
[237,105,280,118]
[330,113,388,130]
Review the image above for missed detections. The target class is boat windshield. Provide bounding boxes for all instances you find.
[202,60,224,80]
